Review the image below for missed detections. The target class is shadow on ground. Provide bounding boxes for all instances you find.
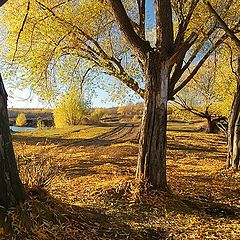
[13,123,139,147]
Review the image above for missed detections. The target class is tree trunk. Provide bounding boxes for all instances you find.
[206,116,215,133]
[136,51,168,191]
[0,74,28,208]
[227,54,240,169]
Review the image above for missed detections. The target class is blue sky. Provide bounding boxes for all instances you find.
[4,1,155,109]
[6,85,122,109]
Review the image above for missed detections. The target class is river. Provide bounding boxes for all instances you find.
[10,126,36,132]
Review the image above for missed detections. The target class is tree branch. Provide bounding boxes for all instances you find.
[174,0,200,49]
[206,1,240,47]
[167,32,198,66]
[175,96,207,118]
[108,0,151,59]
[172,33,229,97]
[137,0,145,39]
[0,0,7,7]
[12,1,30,62]
[155,0,174,55]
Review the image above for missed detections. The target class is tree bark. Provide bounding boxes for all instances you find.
[206,1,240,170]
[0,74,28,208]
[136,51,168,191]
[0,0,7,7]
[227,54,240,169]
[206,117,215,133]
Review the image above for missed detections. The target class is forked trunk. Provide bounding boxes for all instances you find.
[136,52,168,191]
[0,75,28,208]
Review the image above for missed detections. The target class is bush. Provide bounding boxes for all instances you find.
[16,112,27,126]
[90,108,107,122]
[17,153,58,192]
[132,115,141,122]
[53,88,87,128]
[36,118,45,129]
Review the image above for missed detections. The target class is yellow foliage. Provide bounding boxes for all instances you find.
[90,108,107,122]
[177,53,237,118]
[15,112,27,126]
[53,88,87,128]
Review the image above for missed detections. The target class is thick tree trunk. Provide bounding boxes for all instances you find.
[136,52,168,191]
[0,74,28,208]
[227,54,240,169]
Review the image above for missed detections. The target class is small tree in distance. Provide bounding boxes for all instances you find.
[53,88,87,128]
[15,112,27,127]
[90,108,107,122]
[174,56,234,133]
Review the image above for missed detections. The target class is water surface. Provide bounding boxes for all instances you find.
[10,126,36,132]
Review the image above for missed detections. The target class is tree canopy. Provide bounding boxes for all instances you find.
[0,0,239,102]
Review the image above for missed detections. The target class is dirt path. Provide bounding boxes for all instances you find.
[60,123,140,148]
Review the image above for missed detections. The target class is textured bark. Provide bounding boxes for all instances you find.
[232,111,240,169]
[206,1,240,170]
[136,51,168,191]
[0,74,28,208]
[109,0,197,191]
[227,55,240,169]
[0,0,7,7]
[206,117,214,134]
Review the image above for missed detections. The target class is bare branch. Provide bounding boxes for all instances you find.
[175,95,207,118]
[167,32,198,66]
[174,0,200,49]
[206,1,240,47]
[172,33,228,97]
[137,0,145,39]
[222,42,238,77]
[108,0,151,59]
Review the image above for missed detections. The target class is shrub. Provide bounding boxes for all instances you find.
[36,118,45,129]
[16,112,27,126]
[90,108,107,122]
[132,115,141,122]
[16,140,60,194]
[53,88,87,128]
[17,153,58,192]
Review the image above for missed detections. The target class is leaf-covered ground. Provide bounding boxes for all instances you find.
[3,121,239,239]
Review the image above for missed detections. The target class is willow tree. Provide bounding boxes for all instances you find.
[1,0,239,190]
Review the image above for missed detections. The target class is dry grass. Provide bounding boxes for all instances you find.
[2,121,239,239]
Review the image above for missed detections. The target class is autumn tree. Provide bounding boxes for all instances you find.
[16,112,27,127]
[90,108,107,122]
[0,0,28,209]
[1,0,239,190]
[175,55,234,133]
[53,87,88,128]
[206,2,240,169]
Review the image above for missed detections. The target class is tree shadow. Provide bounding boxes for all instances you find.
[12,123,140,148]
[168,142,217,152]
[178,194,240,219]
[3,189,168,240]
